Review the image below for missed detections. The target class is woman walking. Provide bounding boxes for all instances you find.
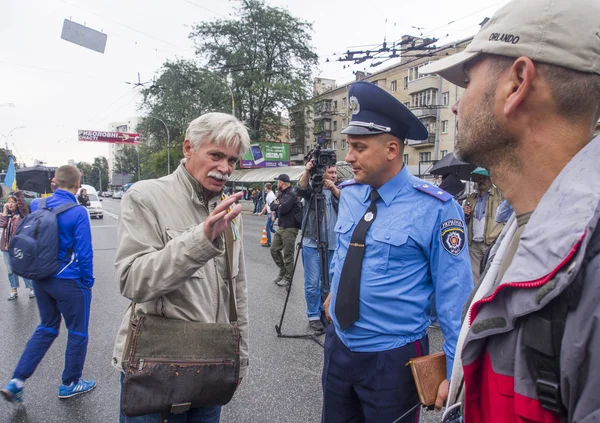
[1,191,34,300]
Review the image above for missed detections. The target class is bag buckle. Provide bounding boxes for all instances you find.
[536,379,563,414]
[171,402,192,414]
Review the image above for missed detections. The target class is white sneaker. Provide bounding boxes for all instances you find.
[7,292,17,301]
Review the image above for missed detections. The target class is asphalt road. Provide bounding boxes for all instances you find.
[0,198,444,423]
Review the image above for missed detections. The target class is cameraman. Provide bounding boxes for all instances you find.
[295,162,340,332]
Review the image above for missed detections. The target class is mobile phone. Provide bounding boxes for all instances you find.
[249,144,264,165]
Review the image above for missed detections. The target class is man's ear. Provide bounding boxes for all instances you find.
[183,139,193,158]
[503,56,535,118]
[386,136,402,161]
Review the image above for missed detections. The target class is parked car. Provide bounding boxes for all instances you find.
[112,191,124,199]
[102,190,113,197]
[77,184,104,219]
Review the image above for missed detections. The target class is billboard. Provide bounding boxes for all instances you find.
[240,142,290,168]
[61,19,107,54]
[78,130,140,144]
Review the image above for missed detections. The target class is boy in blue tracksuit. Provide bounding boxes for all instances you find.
[1,165,96,403]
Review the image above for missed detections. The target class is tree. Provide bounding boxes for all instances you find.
[76,161,92,187]
[89,156,109,191]
[190,0,318,141]
[114,146,139,177]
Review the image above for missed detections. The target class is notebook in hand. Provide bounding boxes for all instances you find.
[407,352,447,406]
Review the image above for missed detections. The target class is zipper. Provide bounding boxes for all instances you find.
[214,259,220,320]
[468,232,585,327]
[136,357,235,370]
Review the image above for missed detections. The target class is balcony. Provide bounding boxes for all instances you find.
[314,130,332,140]
[407,75,440,94]
[411,107,437,119]
[407,135,436,148]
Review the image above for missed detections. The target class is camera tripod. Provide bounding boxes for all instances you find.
[275,180,332,348]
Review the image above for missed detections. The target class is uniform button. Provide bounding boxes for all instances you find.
[385,235,390,240]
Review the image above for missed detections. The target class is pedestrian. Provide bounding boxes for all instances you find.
[1,165,96,403]
[269,174,301,287]
[463,167,504,283]
[77,188,91,207]
[421,0,600,421]
[253,188,263,214]
[439,172,466,199]
[295,162,340,333]
[1,191,34,300]
[321,81,473,422]
[112,112,250,422]
[261,183,277,247]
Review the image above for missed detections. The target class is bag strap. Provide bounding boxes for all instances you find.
[51,202,78,215]
[224,222,238,323]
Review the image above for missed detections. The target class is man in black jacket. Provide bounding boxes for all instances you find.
[270,174,301,287]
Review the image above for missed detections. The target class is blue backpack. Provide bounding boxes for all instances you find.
[9,198,78,280]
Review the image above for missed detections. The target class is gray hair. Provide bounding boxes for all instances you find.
[185,112,251,154]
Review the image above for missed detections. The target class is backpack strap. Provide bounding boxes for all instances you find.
[49,202,78,215]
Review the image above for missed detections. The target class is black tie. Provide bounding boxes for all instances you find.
[335,189,380,331]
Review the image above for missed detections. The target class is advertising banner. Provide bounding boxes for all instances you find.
[78,130,140,144]
[240,142,290,168]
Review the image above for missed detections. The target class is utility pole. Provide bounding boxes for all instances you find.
[92,166,102,192]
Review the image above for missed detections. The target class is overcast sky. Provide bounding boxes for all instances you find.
[0,0,509,167]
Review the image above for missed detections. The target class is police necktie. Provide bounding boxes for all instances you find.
[335,189,380,331]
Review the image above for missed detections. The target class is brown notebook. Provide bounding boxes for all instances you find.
[407,352,446,406]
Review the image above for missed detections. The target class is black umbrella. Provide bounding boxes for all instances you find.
[16,166,56,195]
[429,153,476,181]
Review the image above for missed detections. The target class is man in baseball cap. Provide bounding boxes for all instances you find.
[420,0,600,422]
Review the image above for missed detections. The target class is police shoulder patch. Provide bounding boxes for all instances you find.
[414,183,452,202]
[440,219,466,256]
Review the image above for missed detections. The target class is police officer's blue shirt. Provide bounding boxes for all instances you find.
[31,189,95,287]
[329,165,473,379]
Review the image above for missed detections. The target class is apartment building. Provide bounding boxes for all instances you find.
[311,37,472,179]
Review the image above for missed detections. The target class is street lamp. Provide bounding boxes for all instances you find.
[4,125,25,151]
[92,166,102,192]
[146,116,171,174]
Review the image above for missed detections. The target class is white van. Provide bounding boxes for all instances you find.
[77,184,104,219]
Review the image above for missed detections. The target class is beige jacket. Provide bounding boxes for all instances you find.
[466,185,504,246]
[112,164,249,378]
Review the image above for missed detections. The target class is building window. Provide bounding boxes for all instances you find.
[404,102,410,108]
[419,152,432,162]
[391,80,397,92]
[333,121,338,131]
[333,100,338,110]
[323,120,331,130]
[411,89,438,107]
[342,139,347,150]
[342,97,347,108]
[408,62,433,82]
[342,118,348,128]
[442,120,449,134]
[442,92,450,106]
[440,150,448,158]
[403,154,409,164]
[404,76,409,88]
[333,140,337,150]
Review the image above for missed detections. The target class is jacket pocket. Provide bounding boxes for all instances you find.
[371,227,409,274]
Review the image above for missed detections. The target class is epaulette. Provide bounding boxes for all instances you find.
[413,183,452,202]
[339,178,358,189]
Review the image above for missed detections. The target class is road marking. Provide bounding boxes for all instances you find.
[104,211,118,220]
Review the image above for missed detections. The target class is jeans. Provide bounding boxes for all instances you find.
[270,227,299,279]
[302,247,334,320]
[3,250,33,289]
[254,200,263,214]
[119,374,222,423]
[13,277,92,385]
[265,216,275,245]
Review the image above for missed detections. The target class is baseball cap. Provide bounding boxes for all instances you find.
[420,0,600,88]
[276,174,290,183]
[471,167,490,177]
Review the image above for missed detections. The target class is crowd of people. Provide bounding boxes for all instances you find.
[1,0,600,422]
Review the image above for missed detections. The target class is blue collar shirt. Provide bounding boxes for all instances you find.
[329,166,473,379]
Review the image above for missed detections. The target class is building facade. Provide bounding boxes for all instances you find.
[107,117,140,182]
[311,37,471,180]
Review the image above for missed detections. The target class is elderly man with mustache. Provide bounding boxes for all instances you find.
[111,112,251,423]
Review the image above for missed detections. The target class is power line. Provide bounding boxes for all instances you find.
[0,60,125,84]
[181,0,228,17]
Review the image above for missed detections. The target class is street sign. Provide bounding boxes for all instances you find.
[78,130,140,144]
[61,19,107,54]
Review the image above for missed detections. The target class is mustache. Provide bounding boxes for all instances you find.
[207,171,229,182]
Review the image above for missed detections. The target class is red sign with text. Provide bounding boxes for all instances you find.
[78,130,140,144]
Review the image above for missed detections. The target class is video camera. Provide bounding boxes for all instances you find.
[304,140,336,191]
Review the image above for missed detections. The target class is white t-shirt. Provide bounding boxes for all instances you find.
[265,191,276,213]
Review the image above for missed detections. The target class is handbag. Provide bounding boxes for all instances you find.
[120,226,241,417]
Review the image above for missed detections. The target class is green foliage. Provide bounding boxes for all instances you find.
[77,157,109,191]
[189,0,318,141]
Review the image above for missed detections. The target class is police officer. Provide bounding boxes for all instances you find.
[321,81,473,422]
